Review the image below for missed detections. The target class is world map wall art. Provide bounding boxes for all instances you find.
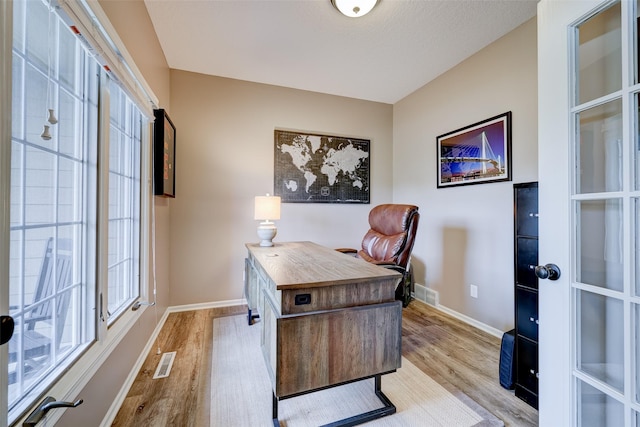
[274,129,370,203]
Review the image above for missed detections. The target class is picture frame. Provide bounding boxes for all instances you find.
[274,129,370,204]
[153,109,176,198]
[436,111,512,188]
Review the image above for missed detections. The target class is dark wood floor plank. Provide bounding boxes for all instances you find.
[112,302,537,426]
[402,301,538,427]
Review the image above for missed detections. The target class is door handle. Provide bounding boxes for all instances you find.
[23,396,83,427]
[0,315,14,345]
[535,263,561,281]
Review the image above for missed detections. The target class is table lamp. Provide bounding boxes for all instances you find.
[254,194,281,247]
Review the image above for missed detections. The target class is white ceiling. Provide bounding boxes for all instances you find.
[144,0,539,104]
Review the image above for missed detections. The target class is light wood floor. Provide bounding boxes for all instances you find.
[111,301,538,426]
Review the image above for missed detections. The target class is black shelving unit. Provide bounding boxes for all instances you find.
[513,182,539,409]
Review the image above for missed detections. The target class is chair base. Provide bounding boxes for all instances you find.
[394,264,414,308]
[395,275,412,308]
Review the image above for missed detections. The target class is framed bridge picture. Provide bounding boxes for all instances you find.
[436,111,512,188]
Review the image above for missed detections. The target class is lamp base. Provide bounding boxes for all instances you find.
[257,221,277,247]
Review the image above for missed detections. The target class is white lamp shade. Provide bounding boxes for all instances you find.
[331,0,379,18]
[254,195,281,221]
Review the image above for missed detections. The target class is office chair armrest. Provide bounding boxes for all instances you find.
[376,264,407,275]
[335,248,358,254]
[371,260,400,268]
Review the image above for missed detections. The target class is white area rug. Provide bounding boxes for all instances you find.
[211,315,503,427]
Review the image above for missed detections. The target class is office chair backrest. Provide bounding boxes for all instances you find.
[358,204,420,270]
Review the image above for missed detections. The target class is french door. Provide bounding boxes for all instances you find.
[538,0,640,425]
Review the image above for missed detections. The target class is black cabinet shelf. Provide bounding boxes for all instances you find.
[513,182,538,409]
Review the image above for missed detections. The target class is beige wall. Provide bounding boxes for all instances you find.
[393,17,538,331]
[168,70,394,305]
[57,1,172,425]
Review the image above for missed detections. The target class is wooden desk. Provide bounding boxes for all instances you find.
[244,241,402,426]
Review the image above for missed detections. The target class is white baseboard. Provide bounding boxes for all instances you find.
[166,298,246,313]
[100,298,245,426]
[412,284,503,339]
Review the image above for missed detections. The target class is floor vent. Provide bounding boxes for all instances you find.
[153,351,177,379]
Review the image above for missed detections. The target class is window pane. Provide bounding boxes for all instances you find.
[10,141,24,228]
[25,0,49,71]
[24,62,48,147]
[577,100,623,194]
[58,88,81,158]
[24,147,55,225]
[12,0,25,53]
[58,156,81,223]
[577,1,622,104]
[12,53,24,140]
[577,291,624,392]
[10,0,97,416]
[58,22,78,90]
[107,81,141,320]
[9,231,22,311]
[577,199,623,291]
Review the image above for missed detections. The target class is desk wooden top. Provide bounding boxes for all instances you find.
[245,241,401,291]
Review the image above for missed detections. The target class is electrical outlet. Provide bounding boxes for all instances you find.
[470,284,478,298]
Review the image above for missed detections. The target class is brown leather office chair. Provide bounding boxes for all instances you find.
[338,204,420,307]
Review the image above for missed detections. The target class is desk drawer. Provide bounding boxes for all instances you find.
[279,277,398,315]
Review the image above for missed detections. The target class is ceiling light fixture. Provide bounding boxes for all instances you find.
[331,0,379,18]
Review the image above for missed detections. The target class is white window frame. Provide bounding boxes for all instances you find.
[106,79,144,324]
[1,0,157,424]
[1,0,15,424]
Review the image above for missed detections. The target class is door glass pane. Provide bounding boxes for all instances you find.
[637,198,640,296]
[570,1,635,425]
[578,379,624,426]
[636,302,640,402]
[577,100,623,194]
[577,290,624,391]
[577,199,623,291]
[636,94,640,191]
[577,1,621,104]
[636,0,640,84]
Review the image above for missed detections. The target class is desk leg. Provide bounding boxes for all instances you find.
[272,375,396,427]
[272,392,280,427]
[247,308,259,325]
